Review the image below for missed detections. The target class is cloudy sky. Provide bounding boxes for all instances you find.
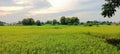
[0,0,120,23]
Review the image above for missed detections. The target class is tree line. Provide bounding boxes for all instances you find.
[0,21,5,26]
[0,16,120,26]
[18,16,120,26]
[19,16,80,26]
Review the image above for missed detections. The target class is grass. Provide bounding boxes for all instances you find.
[0,25,120,54]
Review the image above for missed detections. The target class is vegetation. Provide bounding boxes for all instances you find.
[45,20,53,25]
[36,20,42,26]
[60,16,79,25]
[1,16,120,26]
[20,16,80,26]
[102,0,120,18]
[0,21,5,26]
[0,16,120,54]
[0,0,120,53]
[52,19,59,25]
[0,25,120,54]
[22,18,35,25]
[60,16,66,25]
[85,21,113,26]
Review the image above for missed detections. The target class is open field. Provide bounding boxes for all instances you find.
[0,25,120,54]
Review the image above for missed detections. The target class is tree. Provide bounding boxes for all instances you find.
[0,21,5,26]
[101,21,107,25]
[80,22,84,25]
[100,21,112,25]
[106,21,112,25]
[65,18,72,25]
[86,21,93,26]
[102,0,120,18]
[17,21,22,24]
[71,17,79,25]
[36,20,41,26]
[52,19,58,25]
[22,18,35,25]
[60,16,79,25]
[41,22,45,25]
[16,21,22,25]
[45,20,52,24]
[93,20,100,26]
[60,16,66,25]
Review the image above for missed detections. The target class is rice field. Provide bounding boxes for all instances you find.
[0,25,120,54]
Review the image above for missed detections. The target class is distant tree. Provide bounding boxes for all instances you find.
[36,20,41,26]
[45,20,52,24]
[87,21,92,24]
[101,21,112,25]
[60,16,79,25]
[41,22,45,25]
[0,21,5,26]
[22,18,35,25]
[60,16,66,25]
[19,21,22,24]
[52,19,58,25]
[29,18,35,25]
[16,21,22,25]
[100,21,106,25]
[102,0,120,18]
[65,18,72,25]
[106,21,112,25]
[71,17,79,25]
[86,21,93,26]
[86,21,101,26]
[93,20,99,26]
[80,22,84,25]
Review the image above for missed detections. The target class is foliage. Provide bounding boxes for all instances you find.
[86,21,99,26]
[52,19,58,25]
[101,21,112,25]
[102,0,120,18]
[45,20,53,24]
[60,16,79,25]
[85,21,113,26]
[71,17,79,25]
[22,18,35,25]
[36,20,42,26]
[0,21,5,26]
[60,16,66,25]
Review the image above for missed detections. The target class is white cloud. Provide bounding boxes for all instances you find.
[1,0,119,23]
[0,6,31,16]
[29,0,100,15]
[29,0,80,14]
[0,6,25,15]
[13,0,33,5]
[0,6,25,11]
[0,11,12,16]
[13,0,44,5]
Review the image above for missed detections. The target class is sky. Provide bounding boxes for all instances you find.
[0,0,120,23]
